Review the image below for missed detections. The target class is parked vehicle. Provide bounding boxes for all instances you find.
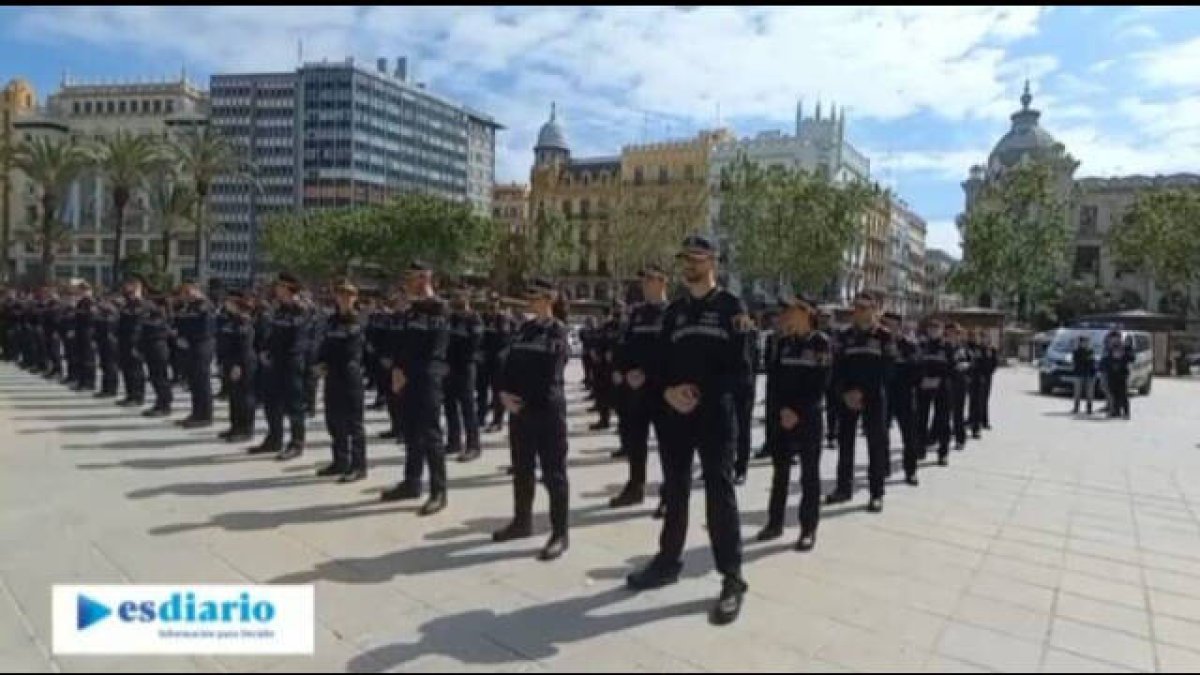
[1038,327,1154,396]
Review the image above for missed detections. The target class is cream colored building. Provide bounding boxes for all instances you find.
[492,182,529,235]
[8,75,208,286]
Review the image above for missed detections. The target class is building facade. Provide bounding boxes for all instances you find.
[884,198,927,318]
[207,57,501,287]
[8,76,208,286]
[924,248,963,312]
[960,81,1200,331]
[492,182,529,235]
[528,103,729,301]
[2,78,37,282]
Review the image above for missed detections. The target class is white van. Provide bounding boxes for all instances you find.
[1038,328,1154,396]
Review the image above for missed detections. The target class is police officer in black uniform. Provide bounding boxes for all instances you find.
[365,295,391,410]
[71,280,98,393]
[610,264,669,511]
[915,318,952,470]
[626,234,750,627]
[140,289,175,418]
[175,277,216,428]
[492,277,571,561]
[116,276,148,407]
[444,289,484,462]
[826,290,895,513]
[316,279,369,482]
[257,273,313,460]
[946,322,972,452]
[94,292,120,398]
[590,303,622,431]
[1102,330,1134,420]
[59,284,79,387]
[965,329,987,439]
[882,311,920,486]
[380,262,450,517]
[733,312,759,485]
[380,289,408,442]
[218,289,257,444]
[302,289,326,420]
[819,309,841,449]
[42,288,65,381]
[757,290,831,551]
[978,334,999,430]
[478,294,514,433]
[580,316,598,400]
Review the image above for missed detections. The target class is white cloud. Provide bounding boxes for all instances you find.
[1116,24,1161,42]
[1135,35,1200,88]
[868,149,990,181]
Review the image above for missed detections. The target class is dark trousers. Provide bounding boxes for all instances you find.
[967,376,984,436]
[617,386,665,489]
[120,350,146,402]
[766,408,823,534]
[325,375,366,471]
[46,332,63,375]
[824,387,840,442]
[980,373,993,428]
[594,361,613,424]
[917,384,951,458]
[172,344,188,387]
[144,341,173,411]
[76,344,96,390]
[950,377,967,447]
[387,387,404,438]
[305,367,319,415]
[509,398,569,535]
[372,356,389,406]
[476,357,505,427]
[657,397,743,580]
[1109,373,1130,417]
[188,341,214,421]
[227,363,256,434]
[65,337,77,383]
[835,391,889,499]
[402,384,446,496]
[888,382,918,477]
[444,365,481,453]
[265,358,307,447]
[733,380,755,476]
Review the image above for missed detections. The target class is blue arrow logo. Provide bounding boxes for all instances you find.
[77,594,111,631]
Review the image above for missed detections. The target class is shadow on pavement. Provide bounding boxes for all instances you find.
[345,586,710,671]
[148,498,424,536]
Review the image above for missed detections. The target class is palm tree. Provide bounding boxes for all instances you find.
[5,135,90,284]
[145,174,197,280]
[168,127,246,285]
[90,131,163,286]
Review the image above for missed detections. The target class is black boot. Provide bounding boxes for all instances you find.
[275,442,303,461]
[418,492,447,516]
[608,484,644,509]
[492,519,532,542]
[538,533,569,561]
[710,576,747,626]
[756,523,783,542]
[381,481,422,502]
[626,557,683,591]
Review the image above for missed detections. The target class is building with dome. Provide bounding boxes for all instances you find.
[528,103,731,302]
[959,82,1200,332]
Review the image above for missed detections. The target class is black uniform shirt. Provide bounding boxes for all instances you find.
[832,323,896,396]
[615,301,667,389]
[769,330,833,413]
[318,311,365,382]
[220,312,255,369]
[139,301,172,346]
[501,315,568,407]
[482,311,514,361]
[659,287,750,403]
[267,302,313,361]
[394,296,449,385]
[891,334,921,389]
[117,297,145,354]
[175,298,215,347]
[446,310,484,369]
[917,337,951,391]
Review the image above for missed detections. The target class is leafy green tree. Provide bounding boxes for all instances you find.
[89,131,163,287]
[5,135,90,284]
[1109,187,1200,320]
[145,174,198,276]
[717,158,873,297]
[954,159,1071,322]
[167,127,248,285]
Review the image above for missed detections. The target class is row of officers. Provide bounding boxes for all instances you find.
[0,234,1001,627]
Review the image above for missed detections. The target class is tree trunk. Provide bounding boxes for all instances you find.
[112,188,129,289]
[40,192,56,286]
[162,227,172,276]
[194,185,208,285]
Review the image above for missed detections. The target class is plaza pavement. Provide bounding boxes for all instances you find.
[3,362,1200,673]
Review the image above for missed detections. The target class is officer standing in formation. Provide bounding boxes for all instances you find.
[946,322,972,451]
[218,289,257,444]
[175,278,216,428]
[381,261,450,517]
[444,289,483,463]
[258,272,312,460]
[882,311,920,486]
[95,290,120,398]
[826,290,894,513]
[493,277,571,561]
[71,280,98,393]
[589,303,621,432]
[915,317,953,468]
[116,276,147,408]
[477,294,513,433]
[627,234,750,627]
[758,290,831,551]
[141,288,175,418]
[316,279,368,482]
[609,264,669,513]
[733,311,759,485]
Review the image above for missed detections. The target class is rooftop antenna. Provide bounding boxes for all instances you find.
[298,38,304,66]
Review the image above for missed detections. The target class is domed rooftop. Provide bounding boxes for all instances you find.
[535,102,568,151]
[988,81,1067,170]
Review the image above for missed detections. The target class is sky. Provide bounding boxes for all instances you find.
[4,6,1200,258]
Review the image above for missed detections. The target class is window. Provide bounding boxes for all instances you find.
[684,165,695,182]
[658,166,669,185]
[1078,205,1098,237]
[84,101,93,114]
[634,167,644,186]
[154,100,162,114]
[77,239,96,255]
[561,200,572,217]
[118,100,127,114]
[580,199,590,218]
[102,239,116,256]
[166,100,175,114]
[1072,245,1100,278]
[126,239,144,254]
[106,100,115,114]
[73,101,81,115]
[178,240,197,257]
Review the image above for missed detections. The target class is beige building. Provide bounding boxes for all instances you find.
[2,78,37,283]
[529,103,730,301]
[8,75,208,286]
[492,183,529,235]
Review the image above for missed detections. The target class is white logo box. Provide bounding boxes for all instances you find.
[53,585,314,655]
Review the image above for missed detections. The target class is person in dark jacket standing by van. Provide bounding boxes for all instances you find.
[1101,330,1134,420]
[1072,335,1098,416]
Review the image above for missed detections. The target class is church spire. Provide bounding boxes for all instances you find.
[1020,79,1032,110]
